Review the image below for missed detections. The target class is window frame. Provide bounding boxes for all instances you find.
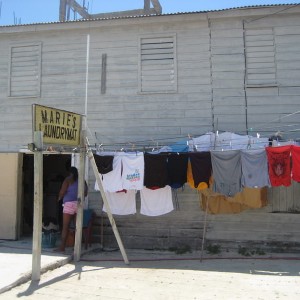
[8,42,42,98]
[138,33,178,94]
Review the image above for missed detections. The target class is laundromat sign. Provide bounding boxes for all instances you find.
[33,104,82,146]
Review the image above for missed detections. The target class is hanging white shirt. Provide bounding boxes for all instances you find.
[103,190,136,215]
[94,153,123,192]
[140,186,174,216]
[121,152,144,190]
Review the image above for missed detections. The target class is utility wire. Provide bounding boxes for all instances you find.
[245,4,300,23]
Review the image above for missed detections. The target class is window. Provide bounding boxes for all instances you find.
[8,43,42,97]
[245,28,277,87]
[139,34,177,93]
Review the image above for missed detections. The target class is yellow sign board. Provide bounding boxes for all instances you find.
[33,104,82,146]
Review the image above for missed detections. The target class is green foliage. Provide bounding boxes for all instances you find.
[238,246,265,256]
[206,244,221,254]
[168,245,192,254]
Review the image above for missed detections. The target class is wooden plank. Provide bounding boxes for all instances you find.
[246,40,274,47]
[246,46,275,53]
[275,25,300,35]
[247,68,276,74]
[87,149,129,264]
[74,130,86,262]
[246,29,273,36]
[211,38,243,48]
[286,184,294,213]
[32,131,43,281]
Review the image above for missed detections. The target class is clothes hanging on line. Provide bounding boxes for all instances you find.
[189,152,212,189]
[94,153,123,192]
[199,186,268,214]
[291,145,300,182]
[211,150,242,197]
[189,131,269,152]
[241,149,270,188]
[266,145,292,187]
[167,153,189,189]
[103,190,136,215]
[199,187,249,214]
[226,187,268,209]
[121,152,144,190]
[94,154,114,174]
[93,139,298,216]
[144,153,168,189]
[187,160,209,190]
[140,186,174,216]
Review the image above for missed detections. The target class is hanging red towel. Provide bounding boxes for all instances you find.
[291,145,300,182]
[266,145,292,187]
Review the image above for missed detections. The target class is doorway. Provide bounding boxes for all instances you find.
[22,153,71,236]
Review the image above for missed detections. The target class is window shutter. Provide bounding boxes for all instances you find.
[245,28,277,87]
[139,35,177,93]
[9,43,42,97]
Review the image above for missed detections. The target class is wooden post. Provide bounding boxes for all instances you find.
[31,131,43,281]
[74,130,86,261]
[200,193,209,262]
[87,148,129,264]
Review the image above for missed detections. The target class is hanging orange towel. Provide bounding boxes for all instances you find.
[199,187,249,214]
[227,187,268,208]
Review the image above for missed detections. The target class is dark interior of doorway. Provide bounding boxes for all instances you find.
[22,153,71,236]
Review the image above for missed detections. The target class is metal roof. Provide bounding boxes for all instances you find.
[0,3,299,28]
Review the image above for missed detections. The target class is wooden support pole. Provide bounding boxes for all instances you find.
[31,131,43,281]
[74,130,86,262]
[200,193,209,262]
[87,148,129,265]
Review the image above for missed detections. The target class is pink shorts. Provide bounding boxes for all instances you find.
[63,201,78,215]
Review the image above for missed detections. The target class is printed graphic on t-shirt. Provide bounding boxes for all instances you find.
[271,154,288,178]
[126,169,141,183]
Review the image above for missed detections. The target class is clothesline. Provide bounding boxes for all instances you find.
[92,130,300,151]
[93,145,300,217]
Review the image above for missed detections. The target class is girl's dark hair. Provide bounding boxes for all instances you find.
[69,166,78,181]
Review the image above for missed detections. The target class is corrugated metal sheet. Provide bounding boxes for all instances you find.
[0,3,299,28]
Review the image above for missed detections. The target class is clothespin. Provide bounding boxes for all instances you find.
[129,142,135,151]
[247,138,251,149]
[151,138,158,151]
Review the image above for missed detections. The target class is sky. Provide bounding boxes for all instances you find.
[0,0,299,25]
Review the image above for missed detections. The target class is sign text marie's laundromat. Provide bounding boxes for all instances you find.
[33,104,82,146]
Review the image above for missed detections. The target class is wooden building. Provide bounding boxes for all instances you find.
[0,4,300,252]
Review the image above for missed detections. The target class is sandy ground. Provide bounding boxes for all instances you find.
[1,248,300,300]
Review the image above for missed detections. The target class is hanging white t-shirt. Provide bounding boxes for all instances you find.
[121,152,144,190]
[103,190,136,215]
[94,153,123,192]
[140,186,174,216]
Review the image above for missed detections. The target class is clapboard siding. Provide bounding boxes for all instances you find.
[211,20,246,133]
[1,6,300,250]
